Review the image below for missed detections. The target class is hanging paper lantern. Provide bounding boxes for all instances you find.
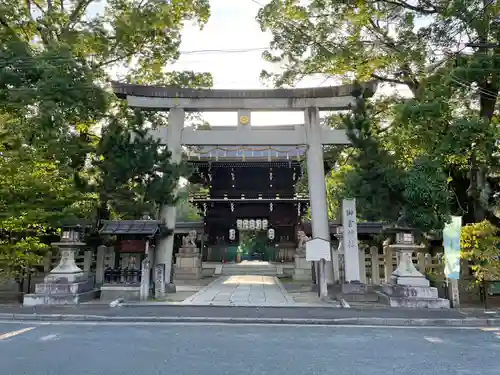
[255,219,262,230]
[249,219,256,230]
[229,229,236,240]
[267,228,275,240]
[236,219,243,230]
[262,219,268,230]
[243,219,249,230]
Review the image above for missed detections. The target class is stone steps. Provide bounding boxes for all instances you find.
[221,264,277,276]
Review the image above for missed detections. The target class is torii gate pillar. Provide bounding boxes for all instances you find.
[304,107,334,284]
[156,107,184,294]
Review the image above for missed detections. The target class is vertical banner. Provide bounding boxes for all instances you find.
[342,199,361,282]
[443,216,462,280]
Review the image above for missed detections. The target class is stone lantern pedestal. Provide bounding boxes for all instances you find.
[174,231,202,280]
[292,248,312,281]
[174,246,202,280]
[292,230,312,281]
[377,231,450,309]
[24,230,98,306]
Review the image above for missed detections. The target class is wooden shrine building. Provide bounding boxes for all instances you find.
[186,141,309,263]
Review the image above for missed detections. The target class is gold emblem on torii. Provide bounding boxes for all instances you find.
[239,115,249,125]
[237,109,251,126]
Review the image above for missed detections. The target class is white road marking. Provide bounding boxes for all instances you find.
[0,320,490,330]
[0,327,35,340]
[424,336,443,343]
[39,334,58,341]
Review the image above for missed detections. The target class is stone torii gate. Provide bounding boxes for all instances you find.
[111,82,378,295]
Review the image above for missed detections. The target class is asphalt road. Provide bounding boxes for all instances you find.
[0,322,499,375]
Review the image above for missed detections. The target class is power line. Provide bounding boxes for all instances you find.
[179,47,267,54]
[0,47,268,67]
[425,0,497,72]
[250,0,496,78]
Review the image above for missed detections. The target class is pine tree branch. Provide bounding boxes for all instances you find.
[370,73,406,85]
[376,0,440,14]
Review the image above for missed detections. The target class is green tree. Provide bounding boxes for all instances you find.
[0,143,93,283]
[0,0,213,277]
[461,220,500,282]
[257,0,499,227]
[176,184,203,222]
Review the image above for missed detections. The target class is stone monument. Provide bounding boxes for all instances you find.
[174,230,202,280]
[292,230,313,281]
[334,226,372,300]
[24,228,98,306]
[377,226,450,309]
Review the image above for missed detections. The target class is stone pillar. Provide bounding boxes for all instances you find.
[370,246,381,285]
[140,258,151,301]
[384,244,393,282]
[83,250,93,274]
[358,246,366,284]
[154,263,165,298]
[304,107,333,284]
[106,246,116,269]
[95,245,106,285]
[449,278,460,308]
[156,107,184,290]
[332,236,341,283]
[341,199,361,283]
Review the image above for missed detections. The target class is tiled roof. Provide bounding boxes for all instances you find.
[99,220,162,235]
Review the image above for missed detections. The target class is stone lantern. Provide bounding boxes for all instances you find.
[377,221,450,309]
[23,226,97,306]
[387,229,428,287]
[44,227,86,283]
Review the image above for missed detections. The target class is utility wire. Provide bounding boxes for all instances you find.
[250,0,496,78]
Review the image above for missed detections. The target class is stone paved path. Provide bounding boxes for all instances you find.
[182,276,295,306]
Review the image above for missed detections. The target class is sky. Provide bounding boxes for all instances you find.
[92,0,409,126]
[170,0,323,126]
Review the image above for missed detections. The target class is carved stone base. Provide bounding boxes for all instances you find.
[292,255,312,281]
[23,277,97,306]
[377,284,450,309]
[44,271,86,284]
[377,246,450,308]
[174,248,202,280]
[178,245,199,256]
[24,245,98,306]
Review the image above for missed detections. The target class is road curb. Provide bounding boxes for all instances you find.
[0,313,500,327]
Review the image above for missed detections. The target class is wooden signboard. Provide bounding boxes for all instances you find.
[119,239,146,253]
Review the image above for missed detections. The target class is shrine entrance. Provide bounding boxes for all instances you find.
[238,230,269,262]
[111,81,378,295]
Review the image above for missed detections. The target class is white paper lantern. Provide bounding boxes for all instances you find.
[262,219,268,230]
[267,228,275,240]
[229,229,236,240]
[243,219,249,230]
[236,219,242,230]
[256,219,262,230]
[249,219,255,230]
